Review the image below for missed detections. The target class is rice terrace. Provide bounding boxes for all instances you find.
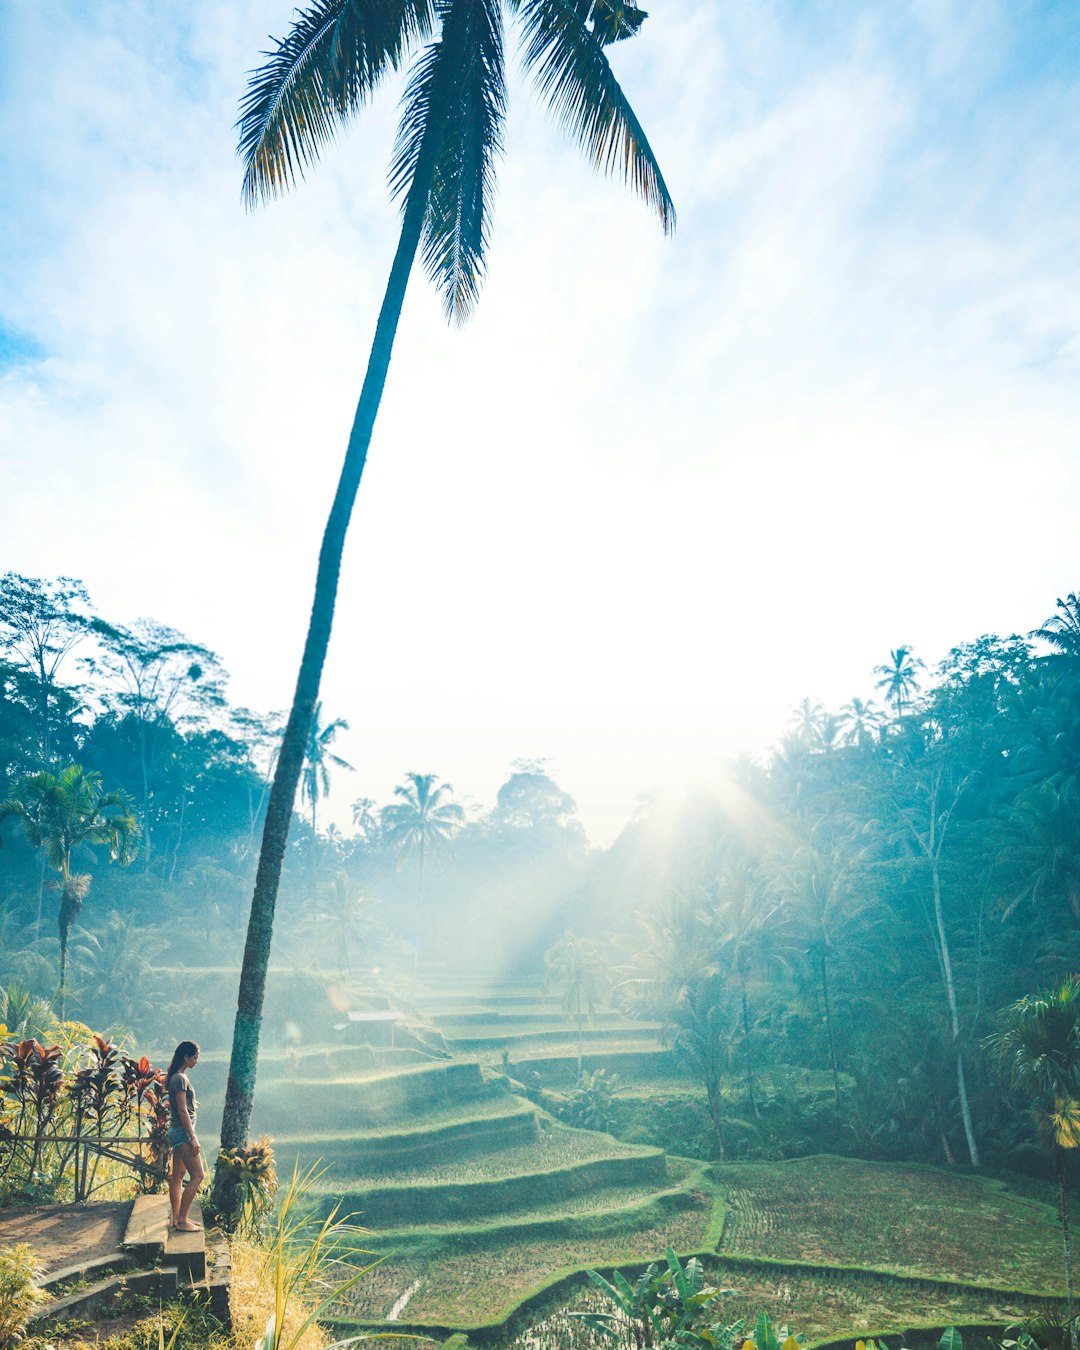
[2,4,1080,1350]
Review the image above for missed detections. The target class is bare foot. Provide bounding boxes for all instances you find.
[173,1220,202,1232]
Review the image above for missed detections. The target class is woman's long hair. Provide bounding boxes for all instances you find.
[166,1040,200,1083]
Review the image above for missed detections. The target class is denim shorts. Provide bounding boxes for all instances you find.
[168,1124,194,1149]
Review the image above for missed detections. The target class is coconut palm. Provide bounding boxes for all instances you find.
[381,771,465,977]
[874,645,925,719]
[1032,593,1080,660]
[774,838,878,1105]
[300,702,353,902]
[219,0,675,1156]
[0,765,139,1014]
[986,976,1080,1350]
[545,930,607,1074]
[838,696,884,749]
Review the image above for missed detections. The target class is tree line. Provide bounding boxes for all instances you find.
[2,570,1079,1177]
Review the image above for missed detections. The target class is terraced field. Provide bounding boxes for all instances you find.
[718,1156,1067,1292]
[187,976,1074,1345]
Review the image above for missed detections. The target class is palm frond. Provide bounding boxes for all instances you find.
[515,0,675,233]
[239,0,437,207]
[390,0,507,322]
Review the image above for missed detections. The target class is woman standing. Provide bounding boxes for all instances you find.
[166,1040,203,1232]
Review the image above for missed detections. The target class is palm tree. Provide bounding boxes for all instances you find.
[1032,593,1080,659]
[712,863,786,1117]
[838,696,884,749]
[774,837,878,1104]
[0,765,139,1014]
[381,771,464,978]
[874,645,925,719]
[544,930,606,1075]
[300,702,353,902]
[887,761,981,1166]
[986,976,1080,1350]
[219,0,674,1156]
[665,972,735,1160]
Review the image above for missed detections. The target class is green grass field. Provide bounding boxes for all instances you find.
[717,1156,1067,1292]
[512,1261,1054,1349]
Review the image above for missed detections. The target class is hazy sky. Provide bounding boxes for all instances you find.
[2,2,1078,844]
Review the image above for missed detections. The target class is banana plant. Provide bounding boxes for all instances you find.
[577,1248,741,1348]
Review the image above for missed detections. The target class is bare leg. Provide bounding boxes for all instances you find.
[169,1149,185,1227]
[171,1143,205,1229]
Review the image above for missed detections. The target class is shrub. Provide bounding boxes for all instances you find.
[0,1244,44,1348]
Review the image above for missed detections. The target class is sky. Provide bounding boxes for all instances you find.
[1,1,1078,845]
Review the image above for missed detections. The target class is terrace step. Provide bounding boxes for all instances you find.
[31,1265,180,1328]
[447,1025,660,1052]
[331,1146,668,1227]
[250,1060,495,1135]
[272,1100,539,1171]
[436,1008,643,1032]
[124,1194,206,1280]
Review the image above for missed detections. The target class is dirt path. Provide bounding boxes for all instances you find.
[0,1201,131,1275]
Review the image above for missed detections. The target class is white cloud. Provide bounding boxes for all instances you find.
[1,0,1078,843]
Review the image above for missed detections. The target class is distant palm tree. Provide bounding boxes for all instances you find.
[874,645,925,719]
[986,976,1080,1350]
[382,772,464,978]
[301,702,353,902]
[1032,593,1080,659]
[665,973,735,1160]
[775,838,878,1105]
[351,795,380,844]
[790,698,826,745]
[838,696,884,749]
[219,0,674,1157]
[713,863,787,1117]
[0,766,139,1014]
[545,931,607,1075]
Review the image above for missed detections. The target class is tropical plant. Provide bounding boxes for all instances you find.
[0,766,139,1013]
[874,644,925,719]
[986,976,1080,1350]
[253,1162,379,1350]
[211,1135,278,1239]
[0,572,91,769]
[558,1066,620,1131]
[838,697,884,749]
[576,1249,791,1350]
[665,972,736,1160]
[545,930,607,1073]
[300,701,352,903]
[773,837,877,1105]
[884,758,981,1166]
[0,1243,45,1349]
[218,0,675,1164]
[382,771,464,978]
[1032,593,1080,665]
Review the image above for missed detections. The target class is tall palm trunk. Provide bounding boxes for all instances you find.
[741,983,761,1119]
[218,153,436,1156]
[930,852,980,1165]
[412,833,427,988]
[818,947,841,1105]
[1056,1146,1078,1350]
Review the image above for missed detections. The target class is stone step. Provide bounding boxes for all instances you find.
[124,1194,206,1280]
[31,1267,180,1327]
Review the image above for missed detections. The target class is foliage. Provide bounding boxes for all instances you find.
[575,1248,746,1348]
[0,1244,44,1349]
[0,1030,168,1202]
[253,1163,378,1350]
[559,1070,622,1133]
[211,1135,278,1238]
